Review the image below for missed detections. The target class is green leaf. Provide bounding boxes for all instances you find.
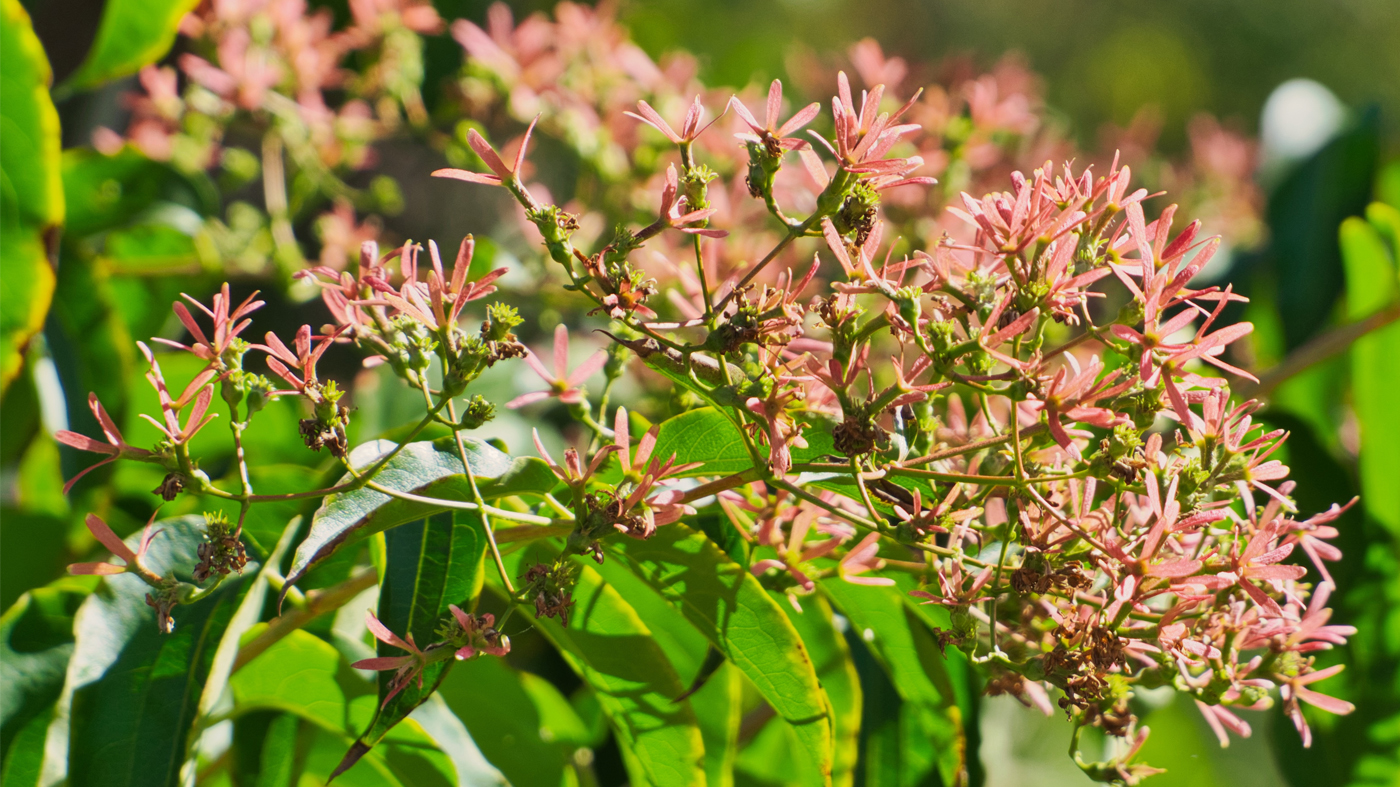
[648,407,840,480]
[1341,207,1400,536]
[62,147,215,237]
[606,523,834,785]
[0,0,61,393]
[337,511,488,776]
[230,630,492,786]
[1266,107,1380,349]
[778,593,861,787]
[63,0,199,91]
[650,407,751,477]
[508,547,707,787]
[45,251,135,495]
[646,408,929,512]
[56,516,258,787]
[100,222,202,274]
[595,553,741,787]
[283,438,555,593]
[0,579,92,761]
[438,655,590,787]
[821,580,967,787]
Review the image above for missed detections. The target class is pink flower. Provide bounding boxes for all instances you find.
[910,561,994,607]
[352,611,427,706]
[532,429,618,489]
[448,605,510,660]
[1021,355,1131,460]
[838,532,894,586]
[507,325,607,408]
[138,342,218,445]
[432,116,539,195]
[1278,664,1355,747]
[1191,523,1306,618]
[68,512,162,576]
[728,79,820,153]
[259,325,345,397]
[55,393,155,494]
[627,95,722,145]
[151,283,264,364]
[751,506,840,595]
[654,164,726,237]
[1195,700,1253,747]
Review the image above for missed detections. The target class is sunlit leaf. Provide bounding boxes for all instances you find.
[607,524,835,784]
[0,0,61,392]
[336,511,488,777]
[596,552,742,787]
[822,580,967,787]
[507,544,707,787]
[63,0,200,91]
[56,516,258,787]
[283,438,555,593]
[439,655,588,787]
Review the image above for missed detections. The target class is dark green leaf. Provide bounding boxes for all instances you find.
[1265,107,1380,349]
[507,547,707,787]
[822,580,967,787]
[63,0,200,91]
[283,438,555,593]
[339,511,488,775]
[607,524,834,784]
[0,0,61,392]
[0,579,92,760]
[61,516,258,787]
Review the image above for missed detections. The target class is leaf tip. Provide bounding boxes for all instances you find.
[329,741,371,782]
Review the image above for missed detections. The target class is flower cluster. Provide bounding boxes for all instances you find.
[427,60,1352,779]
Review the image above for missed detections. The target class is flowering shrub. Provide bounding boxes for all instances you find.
[8,2,1393,786]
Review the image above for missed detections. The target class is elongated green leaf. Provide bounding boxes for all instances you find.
[230,630,494,786]
[595,553,741,787]
[54,516,258,787]
[0,579,92,761]
[284,438,554,593]
[507,547,706,787]
[63,0,199,90]
[337,511,488,776]
[0,0,61,392]
[779,593,861,787]
[607,523,834,784]
[439,655,591,787]
[822,580,967,787]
